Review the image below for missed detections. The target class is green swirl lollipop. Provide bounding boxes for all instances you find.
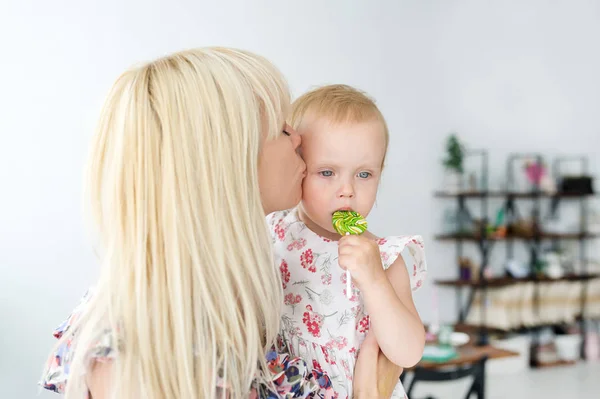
[332,210,368,299]
[332,210,368,235]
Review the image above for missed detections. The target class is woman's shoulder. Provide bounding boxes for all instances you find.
[265,208,302,243]
[40,287,117,394]
[265,208,296,227]
[52,288,95,339]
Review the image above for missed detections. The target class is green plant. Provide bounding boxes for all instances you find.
[443,134,465,174]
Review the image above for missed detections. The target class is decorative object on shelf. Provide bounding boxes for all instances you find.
[438,324,455,346]
[533,258,547,276]
[554,333,582,362]
[523,159,545,186]
[459,256,477,281]
[442,133,465,193]
[505,258,529,278]
[509,218,539,237]
[540,175,556,194]
[465,279,600,331]
[523,158,556,193]
[482,266,494,280]
[541,251,564,279]
[533,328,560,365]
[558,245,576,274]
[558,176,594,195]
[487,207,507,238]
[450,331,470,346]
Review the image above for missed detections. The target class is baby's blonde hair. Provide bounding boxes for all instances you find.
[289,84,389,166]
[48,47,289,399]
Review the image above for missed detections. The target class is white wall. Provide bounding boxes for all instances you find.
[1,0,599,397]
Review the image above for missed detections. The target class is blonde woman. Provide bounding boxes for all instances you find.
[40,47,401,398]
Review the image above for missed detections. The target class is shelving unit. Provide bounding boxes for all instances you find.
[435,152,599,367]
[436,273,600,288]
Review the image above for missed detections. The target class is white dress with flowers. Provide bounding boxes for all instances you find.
[267,208,427,399]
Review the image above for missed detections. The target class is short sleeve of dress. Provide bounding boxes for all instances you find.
[265,210,289,243]
[378,235,427,291]
[40,288,117,394]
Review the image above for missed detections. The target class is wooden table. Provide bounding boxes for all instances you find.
[415,343,519,369]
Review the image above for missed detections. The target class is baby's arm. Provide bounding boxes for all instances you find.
[361,256,425,368]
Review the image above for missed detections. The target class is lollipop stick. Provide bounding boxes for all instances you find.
[345,232,351,299]
[332,211,367,301]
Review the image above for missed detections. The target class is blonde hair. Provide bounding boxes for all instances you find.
[51,47,289,398]
[289,84,389,166]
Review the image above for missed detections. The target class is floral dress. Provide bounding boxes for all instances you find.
[267,208,427,399]
[40,288,336,398]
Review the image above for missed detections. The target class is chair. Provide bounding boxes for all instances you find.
[401,355,489,399]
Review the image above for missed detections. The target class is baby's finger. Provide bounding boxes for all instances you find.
[339,235,361,247]
[338,245,357,257]
[337,255,350,270]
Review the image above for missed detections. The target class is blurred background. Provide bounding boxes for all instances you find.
[1,0,599,398]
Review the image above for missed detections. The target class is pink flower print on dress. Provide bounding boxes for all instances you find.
[326,336,348,350]
[300,249,316,273]
[284,293,302,314]
[274,219,286,241]
[321,345,337,365]
[287,237,307,251]
[340,272,359,301]
[381,251,390,263]
[302,304,324,337]
[341,359,353,381]
[280,260,290,289]
[412,237,424,248]
[356,315,370,334]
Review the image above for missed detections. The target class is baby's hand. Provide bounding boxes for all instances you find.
[338,235,385,290]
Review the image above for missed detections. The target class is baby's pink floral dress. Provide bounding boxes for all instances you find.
[267,208,427,399]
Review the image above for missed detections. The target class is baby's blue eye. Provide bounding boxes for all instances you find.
[320,171,333,177]
[358,171,371,178]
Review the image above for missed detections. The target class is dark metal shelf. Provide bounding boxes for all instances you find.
[435,232,600,241]
[435,273,600,288]
[434,191,597,199]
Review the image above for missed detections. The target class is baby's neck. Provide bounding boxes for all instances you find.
[297,207,341,241]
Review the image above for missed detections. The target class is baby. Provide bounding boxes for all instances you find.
[267,85,427,398]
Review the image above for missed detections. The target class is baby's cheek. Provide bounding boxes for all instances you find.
[302,184,331,222]
[302,176,326,200]
[303,189,327,213]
